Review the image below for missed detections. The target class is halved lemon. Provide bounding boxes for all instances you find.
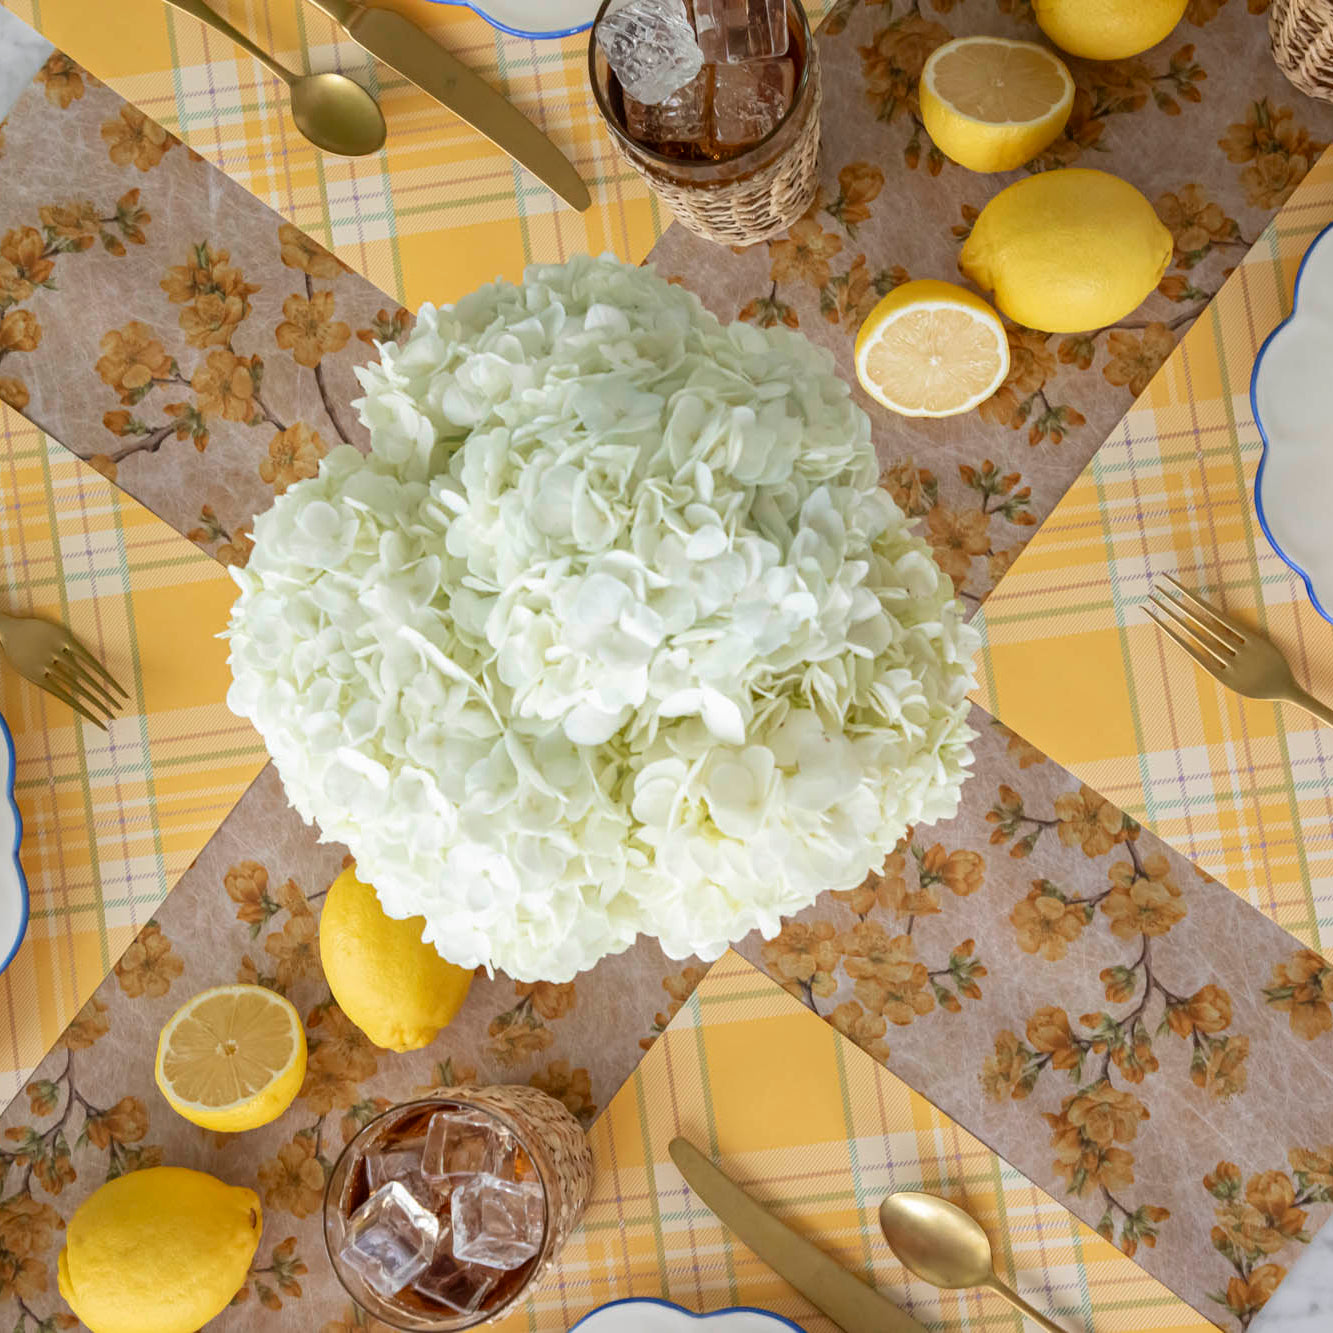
[920,36,1074,173]
[155,984,306,1132]
[854,279,1009,419]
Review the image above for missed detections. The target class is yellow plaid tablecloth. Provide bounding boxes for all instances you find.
[972,147,1333,951]
[2,0,755,306]
[500,951,1210,1333]
[0,406,268,1097]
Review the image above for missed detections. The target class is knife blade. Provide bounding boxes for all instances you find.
[669,1138,927,1333]
[305,0,591,211]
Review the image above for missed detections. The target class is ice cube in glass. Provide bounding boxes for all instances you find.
[711,56,794,149]
[411,1221,500,1314]
[422,1107,514,1181]
[365,1147,449,1212]
[624,68,709,149]
[340,1181,439,1299]
[693,0,788,63]
[596,0,703,105]
[451,1174,545,1270]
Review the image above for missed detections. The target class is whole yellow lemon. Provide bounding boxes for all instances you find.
[319,864,473,1052]
[57,1166,261,1333]
[1033,0,1188,60]
[959,168,1172,334]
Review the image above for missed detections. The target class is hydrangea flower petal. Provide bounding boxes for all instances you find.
[227,256,979,982]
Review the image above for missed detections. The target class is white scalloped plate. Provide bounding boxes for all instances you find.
[573,1300,804,1333]
[434,0,600,38]
[1251,220,1333,623]
[0,716,28,976]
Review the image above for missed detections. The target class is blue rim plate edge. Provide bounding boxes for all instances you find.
[571,1297,805,1332]
[431,0,595,39]
[1249,217,1333,625]
[0,715,29,976]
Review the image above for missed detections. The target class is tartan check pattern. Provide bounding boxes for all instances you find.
[972,147,1333,954]
[0,405,268,1097]
[502,951,1213,1333]
[1,0,729,305]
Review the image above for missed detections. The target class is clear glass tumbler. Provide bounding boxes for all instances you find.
[324,1086,593,1330]
[588,0,822,245]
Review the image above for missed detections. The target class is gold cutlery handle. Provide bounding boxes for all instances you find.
[1287,686,1333,729]
[669,1138,927,1333]
[303,0,591,211]
[985,1277,1068,1332]
[163,0,293,84]
[304,0,355,25]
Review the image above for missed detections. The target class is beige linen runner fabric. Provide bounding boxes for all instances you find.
[0,407,269,1099]
[1,4,1333,1327]
[970,149,1333,954]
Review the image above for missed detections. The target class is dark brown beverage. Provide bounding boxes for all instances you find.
[604,0,808,163]
[324,1089,592,1331]
[338,1103,539,1319]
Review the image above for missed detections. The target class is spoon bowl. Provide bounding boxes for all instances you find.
[163,0,387,158]
[879,1191,1066,1332]
[289,72,387,157]
[878,1191,993,1289]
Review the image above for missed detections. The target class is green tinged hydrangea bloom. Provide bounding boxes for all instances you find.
[227,256,979,982]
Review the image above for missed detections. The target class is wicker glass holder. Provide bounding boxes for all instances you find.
[323,1086,593,1330]
[1271,0,1333,101]
[589,0,823,247]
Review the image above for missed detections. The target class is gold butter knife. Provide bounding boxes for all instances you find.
[304,0,591,211]
[669,1137,928,1333]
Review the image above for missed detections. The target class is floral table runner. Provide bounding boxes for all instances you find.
[0,0,675,305]
[0,56,391,548]
[0,406,269,1100]
[497,950,1212,1332]
[5,697,1329,1329]
[969,146,1333,951]
[645,0,1333,613]
[1,4,1333,1329]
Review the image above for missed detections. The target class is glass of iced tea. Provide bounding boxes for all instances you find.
[589,0,821,245]
[323,1086,593,1329]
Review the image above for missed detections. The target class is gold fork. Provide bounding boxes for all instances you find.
[1145,575,1333,728]
[0,610,128,729]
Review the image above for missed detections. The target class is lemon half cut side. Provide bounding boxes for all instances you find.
[155,983,306,1132]
[921,36,1074,173]
[854,279,1010,419]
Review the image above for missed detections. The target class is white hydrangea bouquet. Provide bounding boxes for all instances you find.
[227,256,979,982]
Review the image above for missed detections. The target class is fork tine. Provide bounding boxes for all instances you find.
[40,673,109,729]
[45,667,114,727]
[1160,575,1246,645]
[1145,606,1228,680]
[66,639,128,699]
[50,656,121,716]
[55,650,122,709]
[1149,593,1233,664]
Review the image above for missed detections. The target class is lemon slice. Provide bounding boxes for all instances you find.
[156,984,306,1132]
[854,279,1009,419]
[920,36,1074,173]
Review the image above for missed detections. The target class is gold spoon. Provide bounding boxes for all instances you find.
[879,1192,1066,1332]
[164,0,386,157]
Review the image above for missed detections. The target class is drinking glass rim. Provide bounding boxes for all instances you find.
[322,1094,553,1332]
[587,0,813,171]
